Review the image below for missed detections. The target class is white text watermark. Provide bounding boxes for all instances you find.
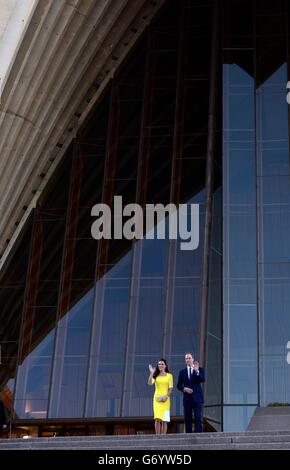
[91,196,199,251]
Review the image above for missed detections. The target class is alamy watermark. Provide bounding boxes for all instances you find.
[91,196,199,251]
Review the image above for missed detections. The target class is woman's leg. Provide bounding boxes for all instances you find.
[161,421,168,434]
[155,419,162,434]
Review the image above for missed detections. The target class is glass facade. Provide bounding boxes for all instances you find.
[223,1,258,412]
[222,0,290,430]
[0,0,290,433]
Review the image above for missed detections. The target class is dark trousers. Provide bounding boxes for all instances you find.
[183,398,203,433]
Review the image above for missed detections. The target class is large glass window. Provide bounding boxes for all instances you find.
[0,220,32,418]
[223,406,256,432]
[256,2,290,405]
[223,46,258,408]
[49,89,110,418]
[14,155,71,419]
[223,0,290,428]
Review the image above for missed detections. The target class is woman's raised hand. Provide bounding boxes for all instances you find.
[148,364,155,374]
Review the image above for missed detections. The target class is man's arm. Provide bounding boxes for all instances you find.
[177,370,184,392]
[196,367,205,383]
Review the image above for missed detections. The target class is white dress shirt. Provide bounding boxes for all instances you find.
[187,366,193,379]
[188,366,199,379]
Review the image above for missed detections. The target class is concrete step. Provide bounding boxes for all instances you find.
[1,431,290,450]
[231,434,290,444]
[8,434,290,447]
[248,406,290,431]
[1,442,290,450]
[0,438,233,449]
[0,435,233,446]
[2,429,290,444]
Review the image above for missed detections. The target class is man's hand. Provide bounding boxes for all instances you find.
[193,361,200,374]
[184,387,193,394]
[2,424,7,429]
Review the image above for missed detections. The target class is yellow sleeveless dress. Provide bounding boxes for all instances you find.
[153,373,173,422]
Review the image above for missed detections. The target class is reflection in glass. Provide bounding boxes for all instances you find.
[224,305,257,404]
[50,290,93,417]
[14,156,70,418]
[14,331,55,418]
[259,264,290,406]
[0,220,32,417]
[223,406,256,432]
[223,53,258,408]
[91,255,132,418]
[205,181,222,429]
[256,32,290,404]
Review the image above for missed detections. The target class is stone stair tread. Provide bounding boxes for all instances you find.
[1,431,290,450]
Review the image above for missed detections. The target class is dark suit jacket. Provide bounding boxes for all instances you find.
[0,401,7,428]
[177,367,205,403]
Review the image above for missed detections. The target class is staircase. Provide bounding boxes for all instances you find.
[247,406,290,431]
[1,430,290,450]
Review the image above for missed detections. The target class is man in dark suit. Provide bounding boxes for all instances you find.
[177,353,205,433]
[0,400,7,432]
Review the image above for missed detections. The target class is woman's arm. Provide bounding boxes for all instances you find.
[163,374,174,401]
[148,372,154,385]
[148,364,155,385]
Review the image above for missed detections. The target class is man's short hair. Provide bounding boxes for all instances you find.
[185,352,194,358]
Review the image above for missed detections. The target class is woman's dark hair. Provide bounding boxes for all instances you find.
[153,358,170,379]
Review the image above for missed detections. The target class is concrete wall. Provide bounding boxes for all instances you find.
[0,0,37,90]
[0,0,165,275]
[0,0,18,37]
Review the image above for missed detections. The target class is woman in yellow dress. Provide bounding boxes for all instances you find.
[148,358,174,434]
